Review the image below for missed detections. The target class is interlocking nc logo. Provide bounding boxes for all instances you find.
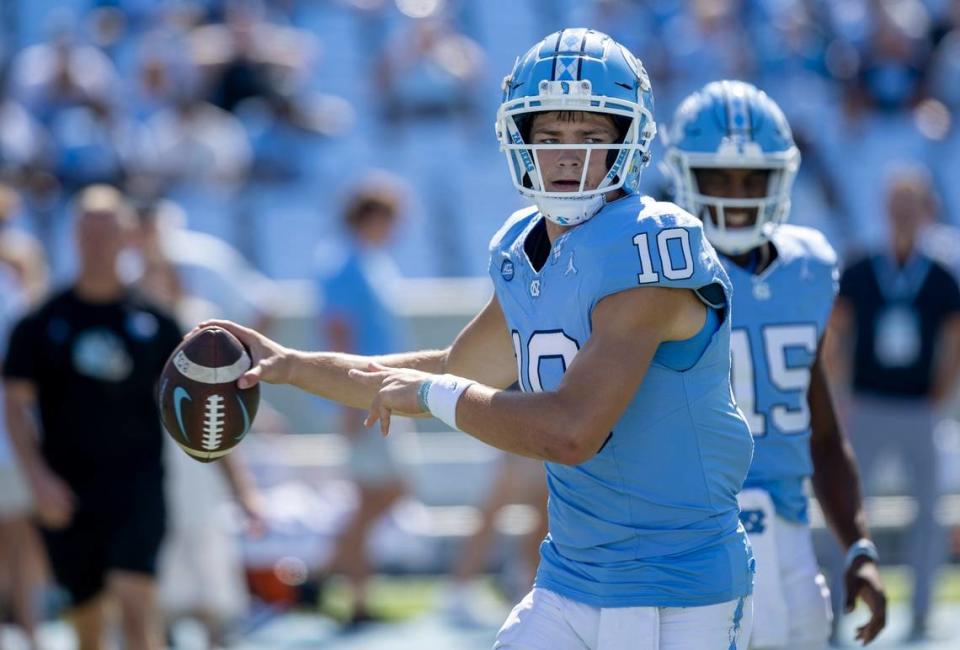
[501,258,515,281]
[561,81,570,95]
[530,279,541,297]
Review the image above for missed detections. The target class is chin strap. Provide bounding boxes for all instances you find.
[536,194,605,226]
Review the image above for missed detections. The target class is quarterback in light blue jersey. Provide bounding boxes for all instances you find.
[664,80,887,648]
[198,31,754,649]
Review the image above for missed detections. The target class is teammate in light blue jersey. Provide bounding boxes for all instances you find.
[199,31,754,649]
[664,80,887,648]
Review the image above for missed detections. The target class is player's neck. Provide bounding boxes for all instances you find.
[891,238,916,267]
[74,272,125,303]
[545,219,573,243]
[728,243,773,275]
[542,190,626,243]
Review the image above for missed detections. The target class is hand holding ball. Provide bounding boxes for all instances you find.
[159,327,260,462]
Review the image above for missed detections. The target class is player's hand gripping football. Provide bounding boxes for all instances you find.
[845,556,887,645]
[348,362,431,435]
[191,320,292,389]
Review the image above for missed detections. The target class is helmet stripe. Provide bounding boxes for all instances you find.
[554,56,578,81]
[576,29,588,80]
[723,81,751,138]
[550,29,565,80]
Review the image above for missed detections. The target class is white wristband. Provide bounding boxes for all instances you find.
[844,538,879,570]
[425,374,475,431]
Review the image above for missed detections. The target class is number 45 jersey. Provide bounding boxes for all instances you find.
[725,224,840,524]
[488,194,755,609]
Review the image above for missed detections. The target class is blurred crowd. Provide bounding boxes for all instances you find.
[0,0,958,281]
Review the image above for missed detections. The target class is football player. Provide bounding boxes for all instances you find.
[662,80,887,648]
[200,30,755,649]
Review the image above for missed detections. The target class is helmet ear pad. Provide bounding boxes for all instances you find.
[605,115,632,177]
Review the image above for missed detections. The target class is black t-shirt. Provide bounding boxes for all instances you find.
[3,288,182,506]
[839,253,960,398]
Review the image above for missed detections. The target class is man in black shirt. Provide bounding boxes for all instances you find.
[828,167,960,640]
[3,185,182,650]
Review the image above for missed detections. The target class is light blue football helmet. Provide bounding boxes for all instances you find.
[662,80,800,255]
[496,28,657,226]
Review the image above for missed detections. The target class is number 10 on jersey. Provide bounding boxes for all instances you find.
[633,228,695,284]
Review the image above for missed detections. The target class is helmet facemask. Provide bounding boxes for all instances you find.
[663,143,799,255]
[497,79,656,226]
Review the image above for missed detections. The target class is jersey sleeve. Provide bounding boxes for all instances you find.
[584,201,727,312]
[2,314,40,383]
[798,226,840,298]
[487,207,537,279]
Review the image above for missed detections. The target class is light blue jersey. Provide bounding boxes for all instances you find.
[726,225,839,523]
[489,194,755,608]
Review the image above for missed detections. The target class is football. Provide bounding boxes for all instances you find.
[158,326,260,462]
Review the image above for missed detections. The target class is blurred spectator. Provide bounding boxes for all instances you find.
[8,16,120,127]
[925,28,960,222]
[0,251,47,650]
[85,5,132,63]
[375,17,482,128]
[0,84,54,174]
[442,448,547,626]
[0,184,49,304]
[313,174,412,626]
[136,90,252,246]
[188,0,317,113]
[48,95,139,191]
[238,88,354,185]
[651,0,754,115]
[2,185,182,650]
[373,17,486,275]
[158,447,263,650]
[820,66,933,251]
[126,25,199,122]
[856,0,930,113]
[140,92,252,189]
[127,198,277,331]
[827,165,960,640]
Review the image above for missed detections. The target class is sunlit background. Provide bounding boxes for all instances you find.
[1,0,960,648]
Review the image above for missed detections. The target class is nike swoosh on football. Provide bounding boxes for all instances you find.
[173,386,193,444]
[234,395,251,441]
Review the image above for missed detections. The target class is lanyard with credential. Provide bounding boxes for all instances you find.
[871,253,931,305]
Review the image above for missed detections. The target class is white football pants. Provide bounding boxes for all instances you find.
[739,489,832,650]
[493,587,752,650]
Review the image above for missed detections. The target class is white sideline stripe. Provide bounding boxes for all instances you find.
[173,349,250,384]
